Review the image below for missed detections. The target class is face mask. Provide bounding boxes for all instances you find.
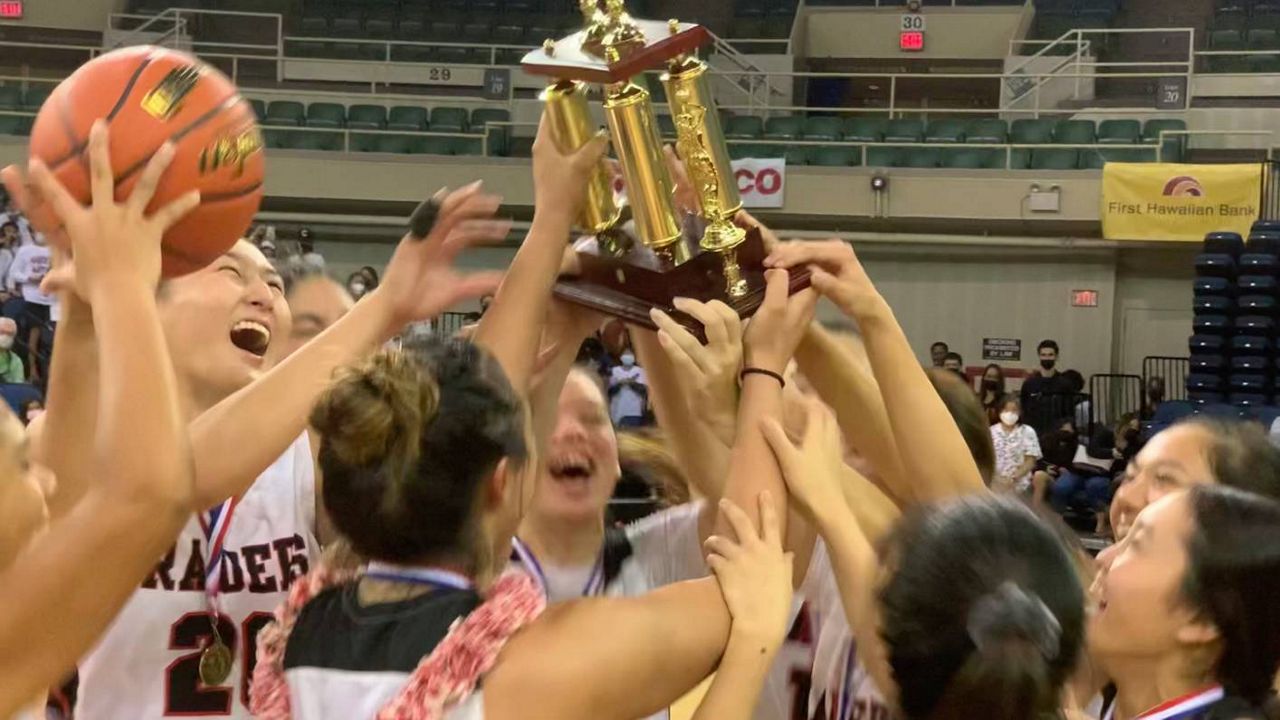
[1000,411,1020,426]
[1040,359,1056,371]
[620,352,635,367]
[349,282,367,297]
[0,335,13,350]
[982,379,1000,391]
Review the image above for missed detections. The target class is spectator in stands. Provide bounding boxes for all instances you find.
[979,363,1006,425]
[608,346,649,428]
[6,232,52,383]
[345,270,371,301]
[942,351,964,376]
[1143,376,1166,420]
[0,222,18,293]
[21,399,42,425]
[1037,416,1079,483]
[990,394,1046,500]
[0,194,32,246]
[1060,369,1089,430]
[929,340,949,367]
[0,317,24,384]
[1021,339,1074,427]
[297,227,325,271]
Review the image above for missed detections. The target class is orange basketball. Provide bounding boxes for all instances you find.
[28,45,264,277]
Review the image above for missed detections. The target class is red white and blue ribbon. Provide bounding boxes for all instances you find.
[364,562,475,592]
[1104,685,1224,720]
[198,496,241,611]
[510,536,604,599]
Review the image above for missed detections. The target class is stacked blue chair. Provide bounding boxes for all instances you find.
[1189,231,1244,406]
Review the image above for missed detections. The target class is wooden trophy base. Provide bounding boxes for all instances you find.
[553,223,812,338]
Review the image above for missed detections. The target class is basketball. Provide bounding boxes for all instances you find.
[27,45,264,277]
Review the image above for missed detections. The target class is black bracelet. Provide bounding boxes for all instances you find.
[740,367,786,388]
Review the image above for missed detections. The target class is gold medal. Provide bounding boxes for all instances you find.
[199,639,233,685]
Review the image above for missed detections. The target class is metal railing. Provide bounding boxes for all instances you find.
[259,124,500,155]
[1142,356,1188,405]
[1089,374,1144,433]
[1194,48,1280,73]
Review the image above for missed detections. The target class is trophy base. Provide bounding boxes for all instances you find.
[553,225,812,340]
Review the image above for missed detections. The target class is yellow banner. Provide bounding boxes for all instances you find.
[1102,163,1261,241]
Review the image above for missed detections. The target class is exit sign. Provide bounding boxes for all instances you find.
[0,1,22,18]
[900,31,924,51]
[1072,289,1099,307]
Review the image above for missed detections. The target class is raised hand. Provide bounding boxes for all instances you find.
[764,239,883,320]
[532,113,610,225]
[704,492,794,654]
[374,182,509,334]
[27,120,199,300]
[761,394,849,529]
[650,298,743,447]
[742,269,818,375]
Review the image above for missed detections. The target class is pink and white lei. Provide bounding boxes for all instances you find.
[249,565,545,720]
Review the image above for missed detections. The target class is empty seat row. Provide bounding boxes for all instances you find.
[0,85,52,112]
[263,128,486,156]
[726,145,1158,169]
[253,100,507,133]
[1194,315,1279,334]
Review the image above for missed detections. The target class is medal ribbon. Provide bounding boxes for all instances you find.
[510,536,604,599]
[1103,685,1224,720]
[197,496,241,614]
[364,562,475,591]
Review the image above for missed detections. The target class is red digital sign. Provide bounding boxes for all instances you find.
[899,30,924,51]
[0,1,22,18]
[1071,289,1100,308]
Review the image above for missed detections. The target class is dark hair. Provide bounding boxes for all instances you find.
[310,339,527,567]
[1059,369,1084,394]
[359,265,380,285]
[1037,340,1059,354]
[998,393,1022,412]
[880,495,1084,720]
[931,341,949,353]
[1177,417,1280,501]
[1182,485,1280,716]
[943,352,964,366]
[926,369,996,484]
[282,264,342,297]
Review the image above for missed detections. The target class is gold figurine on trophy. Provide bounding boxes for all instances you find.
[523,0,807,332]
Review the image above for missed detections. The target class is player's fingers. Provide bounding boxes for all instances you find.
[650,307,710,370]
[127,142,175,217]
[27,159,83,227]
[718,498,760,547]
[150,190,201,232]
[703,534,744,562]
[758,491,782,547]
[655,329,702,381]
[672,297,729,349]
[87,121,114,206]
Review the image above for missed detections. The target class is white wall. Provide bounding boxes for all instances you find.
[804,6,1027,60]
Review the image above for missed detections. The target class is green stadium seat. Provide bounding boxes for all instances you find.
[731,18,765,39]
[924,119,967,144]
[883,118,924,142]
[865,146,899,167]
[1253,12,1280,31]
[22,86,51,111]
[807,145,862,167]
[262,128,290,149]
[351,133,386,153]
[725,115,764,140]
[1055,119,1096,145]
[764,16,793,38]
[1212,14,1247,32]
[843,117,886,142]
[471,108,511,155]
[942,148,999,169]
[298,15,328,35]
[331,17,361,37]
[899,147,941,168]
[430,107,469,133]
[1142,119,1187,161]
[493,25,524,44]
[1248,54,1280,72]
[730,143,781,159]
[429,21,462,41]
[462,22,492,44]
[347,105,388,130]
[419,136,455,156]
[783,145,808,165]
[1010,118,1056,144]
[454,137,484,156]
[248,98,267,120]
[1079,147,1158,169]
[366,18,394,38]
[966,118,1008,143]
[1211,28,1246,50]
[436,47,474,64]
[305,102,346,129]
[265,101,306,127]
[1008,149,1031,170]
[656,114,676,138]
[0,114,29,137]
[293,129,344,152]
[1030,149,1080,170]
[802,116,843,141]
[376,134,424,154]
[398,18,426,39]
[0,87,22,111]
[1097,119,1141,144]
[387,106,428,131]
[764,116,803,140]
[1248,28,1280,49]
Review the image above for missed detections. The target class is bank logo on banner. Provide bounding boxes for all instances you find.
[1102,162,1261,241]
[1163,175,1205,197]
[611,157,787,210]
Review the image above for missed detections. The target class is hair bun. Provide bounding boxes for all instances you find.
[310,350,440,472]
[966,581,1062,661]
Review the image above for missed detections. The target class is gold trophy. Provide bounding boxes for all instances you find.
[523,0,809,333]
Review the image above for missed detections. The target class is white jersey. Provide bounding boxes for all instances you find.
[77,433,318,719]
[802,541,891,720]
[509,501,817,720]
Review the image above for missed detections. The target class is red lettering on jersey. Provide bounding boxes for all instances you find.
[243,543,279,593]
[177,538,206,591]
[143,544,177,590]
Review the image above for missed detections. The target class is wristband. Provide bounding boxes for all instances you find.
[740,367,786,388]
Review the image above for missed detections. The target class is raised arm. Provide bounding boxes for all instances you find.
[767,241,983,502]
[0,126,196,712]
[474,113,607,394]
